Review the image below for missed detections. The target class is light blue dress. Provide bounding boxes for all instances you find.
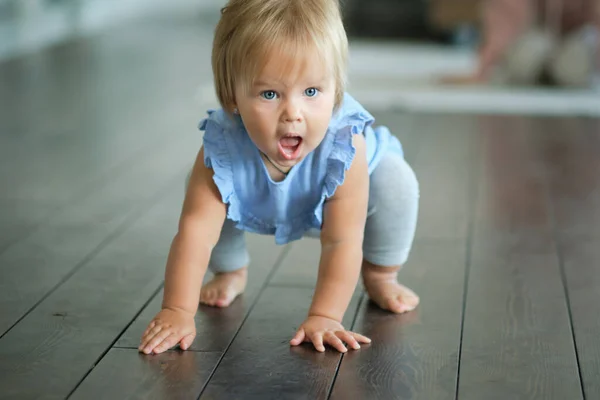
[200,93,403,245]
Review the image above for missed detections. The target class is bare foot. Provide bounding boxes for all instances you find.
[361,262,419,314]
[200,267,247,308]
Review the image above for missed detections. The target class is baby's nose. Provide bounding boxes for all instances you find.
[283,100,302,122]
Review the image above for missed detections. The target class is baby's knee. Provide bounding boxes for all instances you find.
[397,159,419,198]
[371,153,419,199]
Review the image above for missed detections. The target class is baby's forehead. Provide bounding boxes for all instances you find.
[248,43,333,85]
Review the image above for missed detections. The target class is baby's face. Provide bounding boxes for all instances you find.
[234,48,336,169]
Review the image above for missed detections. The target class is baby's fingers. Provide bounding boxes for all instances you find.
[350,332,372,344]
[180,333,195,351]
[141,323,164,343]
[139,324,164,351]
[336,331,361,350]
[324,331,347,353]
[310,332,326,352]
[141,328,172,354]
[142,320,157,337]
[290,328,306,346]
[153,333,178,354]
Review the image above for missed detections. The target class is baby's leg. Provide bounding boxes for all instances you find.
[362,151,420,314]
[200,218,249,307]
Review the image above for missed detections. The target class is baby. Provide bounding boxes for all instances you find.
[139,0,420,355]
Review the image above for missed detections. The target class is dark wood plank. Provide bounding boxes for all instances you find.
[543,117,600,399]
[69,349,221,400]
[413,117,474,240]
[458,116,582,400]
[115,234,288,352]
[200,284,362,400]
[554,235,600,399]
[0,137,195,336]
[0,14,215,252]
[269,238,321,288]
[330,240,466,400]
[0,199,56,253]
[0,187,184,399]
[330,113,476,399]
[0,10,223,336]
[544,117,600,236]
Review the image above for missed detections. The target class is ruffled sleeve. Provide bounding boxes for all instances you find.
[312,94,375,226]
[331,92,375,135]
[199,110,242,224]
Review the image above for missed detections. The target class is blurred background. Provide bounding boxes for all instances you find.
[1,0,598,116]
[2,3,600,399]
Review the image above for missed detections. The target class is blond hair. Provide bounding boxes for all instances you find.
[212,0,348,113]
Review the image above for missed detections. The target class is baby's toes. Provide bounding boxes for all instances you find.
[209,290,220,306]
[407,293,420,309]
[200,289,215,306]
[397,293,419,313]
[386,297,407,314]
[402,287,420,309]
[215,288,234,307]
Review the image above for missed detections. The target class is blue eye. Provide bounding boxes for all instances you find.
[261,91,277,100]
[305,87,318,97]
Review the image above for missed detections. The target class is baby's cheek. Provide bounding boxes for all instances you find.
[313,116,331,137]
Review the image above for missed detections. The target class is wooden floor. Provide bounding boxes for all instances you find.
[2,9,600,400]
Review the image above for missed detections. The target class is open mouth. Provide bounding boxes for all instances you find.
[278,136,303,160]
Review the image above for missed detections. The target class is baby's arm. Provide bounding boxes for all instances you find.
[290,134,371,352]
[139,147,226,354]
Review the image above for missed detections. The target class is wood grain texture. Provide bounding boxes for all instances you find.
[328,114,476,399]
[200,286,362,400]
[330,241,466,400]
[543,118,600,236]
[70,349,221,400]
[0,189,184,400]
[543,117,600,399]
[0,138,195,337]
[458,116,582,400]
[554,235,600,399]
[201,239,363,400]
[0,12,214,336]
[115,234,288,352]
[0,14,214,253]
[269,238,321,288]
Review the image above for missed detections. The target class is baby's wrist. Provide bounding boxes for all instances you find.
[307,311,342,323]
[162,305,196,317]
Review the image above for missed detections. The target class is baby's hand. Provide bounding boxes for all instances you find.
[139,308,196,355]
[290,315,371,353]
